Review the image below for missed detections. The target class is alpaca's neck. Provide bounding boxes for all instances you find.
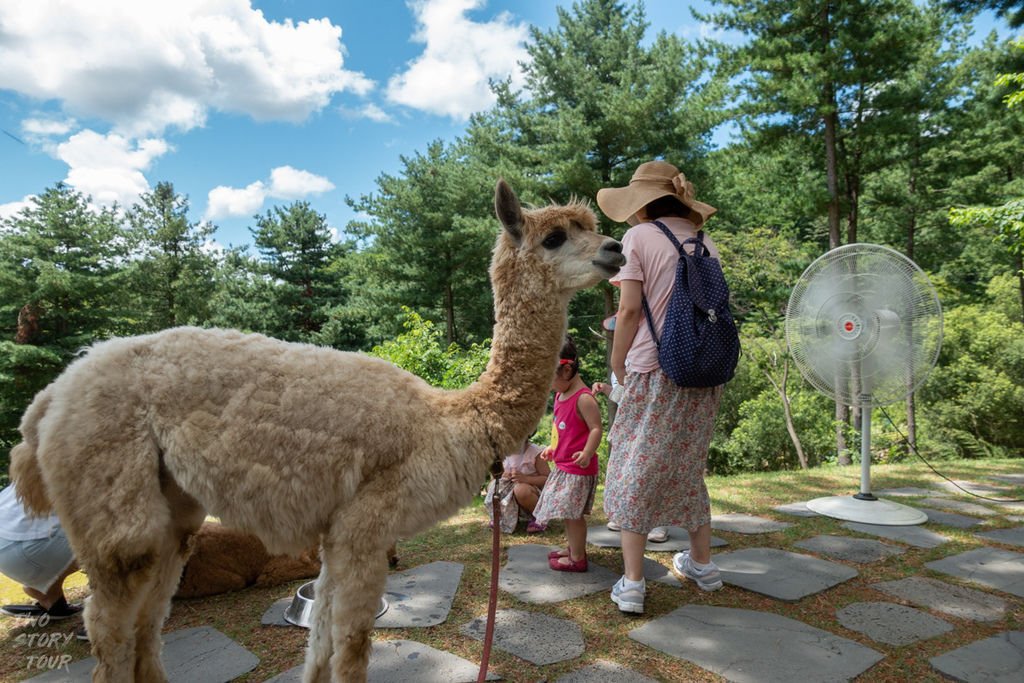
[458,257,569,459]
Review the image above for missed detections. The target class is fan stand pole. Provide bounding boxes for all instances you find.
[854,408,876,501]
[805,406,928,526]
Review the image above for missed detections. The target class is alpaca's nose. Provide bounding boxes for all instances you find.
[600,239,626,266]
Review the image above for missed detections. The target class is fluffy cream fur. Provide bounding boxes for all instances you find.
[9,180,624,682]
[174,522,321,599]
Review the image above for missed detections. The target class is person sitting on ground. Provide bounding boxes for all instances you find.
[485,434,551,533]
[0,485,82,620]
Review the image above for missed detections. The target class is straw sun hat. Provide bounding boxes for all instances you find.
[596,160,717,228]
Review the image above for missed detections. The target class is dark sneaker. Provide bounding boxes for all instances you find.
[75,624,89,642]
[1,598,82,620]
[672,551,724,591]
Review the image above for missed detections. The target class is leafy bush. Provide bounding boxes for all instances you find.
[368,308,490,390]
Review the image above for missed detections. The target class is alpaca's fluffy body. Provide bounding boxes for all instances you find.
[175,523,321,599]
[10,181,624,682]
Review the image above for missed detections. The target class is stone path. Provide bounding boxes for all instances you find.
[20,476,1024,682]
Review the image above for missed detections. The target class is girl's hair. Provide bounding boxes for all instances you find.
[559,335,579,377]
[644,195,692,220]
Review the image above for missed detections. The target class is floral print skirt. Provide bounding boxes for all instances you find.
[604,369,723,534]
[533,469,597,523]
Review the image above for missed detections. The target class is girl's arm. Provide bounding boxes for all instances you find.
[516,458,550,487]
[611,279,642,384]
[572,392,603,468]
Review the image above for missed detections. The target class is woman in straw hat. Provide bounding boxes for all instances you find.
[597,160,725,615]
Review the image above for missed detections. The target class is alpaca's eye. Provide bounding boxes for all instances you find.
[542,231,567,249]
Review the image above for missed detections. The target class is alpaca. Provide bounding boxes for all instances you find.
[9,179,624,682]
[174,522,322,599]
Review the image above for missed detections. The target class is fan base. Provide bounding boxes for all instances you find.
[805,495,927,526]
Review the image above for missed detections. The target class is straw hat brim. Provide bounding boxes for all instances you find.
[596,185,716,228]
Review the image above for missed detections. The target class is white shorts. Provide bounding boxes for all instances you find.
[0,527,74,593]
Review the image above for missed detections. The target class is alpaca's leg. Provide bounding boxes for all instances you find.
[301,561,334,683]
[325,536,388,682]
[83,556,159,683]
[132,529,197,681]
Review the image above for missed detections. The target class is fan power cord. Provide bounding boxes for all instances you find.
[877,405,1024,503]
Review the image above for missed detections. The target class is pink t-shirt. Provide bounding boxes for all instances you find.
[502,442,544,476]
[611,217,721,374]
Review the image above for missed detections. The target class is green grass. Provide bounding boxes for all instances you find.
[2,458,1023,682]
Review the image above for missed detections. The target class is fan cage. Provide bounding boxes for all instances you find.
[785,243,942,408]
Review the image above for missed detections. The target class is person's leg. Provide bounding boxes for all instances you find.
[24,561,76,610]
[686,523,713,565]
[564,518,587,561]
[621,529,647,582]
[512,483,540,514]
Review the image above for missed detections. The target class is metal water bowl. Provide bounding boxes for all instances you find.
[283,581,389,628]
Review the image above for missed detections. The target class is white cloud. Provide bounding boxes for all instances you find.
[56,131,170,208]
[0,195,36,224]
[205,181,267,220]
[339,103,396,123]
[21,117,77,137]
[268,166,335,199]
[204,166,334,219]
[0,0,374,136]
[386,0,530,120]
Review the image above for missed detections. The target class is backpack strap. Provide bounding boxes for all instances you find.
[641,221,718,346]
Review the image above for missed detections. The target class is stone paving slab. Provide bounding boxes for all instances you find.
[930,631,1024,683]
[586,524,728,552]
[876,486,949,497]
[711,513,793,534]
[976,526,1024,548]
[461,609,584,666]
[1007,515,1024,522]
[926,548,1024,598]
[843,521,950,548]
[795,534,906,563]
[918,497,1000,516]
[936,479,1014,497]
[871,576,1008,622]
[500,544,618,603]
[772,501,820,517]
[629,605,883,683]
[27,627,259,683]
[1000,502,1024,514]
[714,548,858,601]
[836,601,953,645]
[989,473,1024,485]
[554,659,659,682]
[264,640,499,682]
[261,561,463,629]
[917,507,988,528]
[642,556,681,587]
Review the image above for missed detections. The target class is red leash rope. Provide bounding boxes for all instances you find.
[477,487,502,682]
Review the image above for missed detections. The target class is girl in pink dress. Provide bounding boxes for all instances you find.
[532,337,603,572]
[484,436,550,533]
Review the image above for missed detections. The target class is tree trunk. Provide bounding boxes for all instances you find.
[905,166,919,457]
[603,284,617,427]
[820,5,848,464]
[1017,251,1024,323]
[765,360,807,469]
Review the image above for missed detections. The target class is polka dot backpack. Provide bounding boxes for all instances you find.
[641,220,740,388]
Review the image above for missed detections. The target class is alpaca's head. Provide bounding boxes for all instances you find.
[491,179,625,300]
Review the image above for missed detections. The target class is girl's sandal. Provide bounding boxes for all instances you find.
[548,554,588,572]
[547,548,570,559]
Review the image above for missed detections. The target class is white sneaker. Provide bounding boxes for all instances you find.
[606,521,621,531]
[610,576,645,614]
[672,551,723,591]
[647,526,668,542]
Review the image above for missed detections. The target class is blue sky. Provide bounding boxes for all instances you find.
[0,1,1011,250]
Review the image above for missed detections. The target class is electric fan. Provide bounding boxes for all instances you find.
[785,243,942,525]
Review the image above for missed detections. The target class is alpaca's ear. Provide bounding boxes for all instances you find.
[494,179,523,245]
